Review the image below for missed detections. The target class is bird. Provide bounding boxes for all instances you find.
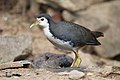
[30,13,104,67]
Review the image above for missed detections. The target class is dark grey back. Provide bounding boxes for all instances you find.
[49,21,100,47]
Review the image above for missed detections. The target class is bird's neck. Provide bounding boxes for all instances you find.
[43,20,55,38]
[43,19,57,39]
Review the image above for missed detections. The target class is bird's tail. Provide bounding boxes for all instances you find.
[92,31,104,38]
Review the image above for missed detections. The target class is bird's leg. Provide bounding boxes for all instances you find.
[71,49,81,67]
[71,53,77,67]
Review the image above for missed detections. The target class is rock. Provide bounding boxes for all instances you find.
[69,0,105,11]
[0,35,32,63]
[69,70,85,79]
[79,50,97,67]
[33,52,73,68]
[100,58,120,67]
[33,50,97,68]
[0,60,32,70]
[69,0,120,58]
[38,0,105,11]
[62,10,76,21]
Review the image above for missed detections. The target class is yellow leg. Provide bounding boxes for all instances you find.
[71,49,81,67]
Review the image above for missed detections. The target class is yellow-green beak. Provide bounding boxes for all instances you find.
[30,21,40,28]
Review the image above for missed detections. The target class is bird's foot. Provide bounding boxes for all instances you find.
[71,57,81,67]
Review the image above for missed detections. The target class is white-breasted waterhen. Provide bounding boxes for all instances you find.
[30,13,104,67]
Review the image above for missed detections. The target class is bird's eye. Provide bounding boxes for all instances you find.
[41,18,44,21]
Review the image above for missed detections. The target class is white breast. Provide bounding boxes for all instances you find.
[43,27,73,50]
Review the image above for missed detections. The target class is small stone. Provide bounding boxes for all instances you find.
[87,72,94,76]
[69,70,85,79]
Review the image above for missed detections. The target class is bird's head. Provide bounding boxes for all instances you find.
[30,14,52,29]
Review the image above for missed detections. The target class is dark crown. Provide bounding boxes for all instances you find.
[37,13,52,20]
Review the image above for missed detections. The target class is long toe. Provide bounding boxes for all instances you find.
[73,57,81,67]
[71,57,81,67]
[71,58,77,67]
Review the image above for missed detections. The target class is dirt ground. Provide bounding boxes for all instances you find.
[0,68,69,80]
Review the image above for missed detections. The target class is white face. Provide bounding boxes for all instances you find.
[36,17,49,28]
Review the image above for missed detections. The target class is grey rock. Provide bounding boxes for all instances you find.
[69,70,85,79]
[0,35,32,63]
[33,52,73,68]
[68,0,120,58]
